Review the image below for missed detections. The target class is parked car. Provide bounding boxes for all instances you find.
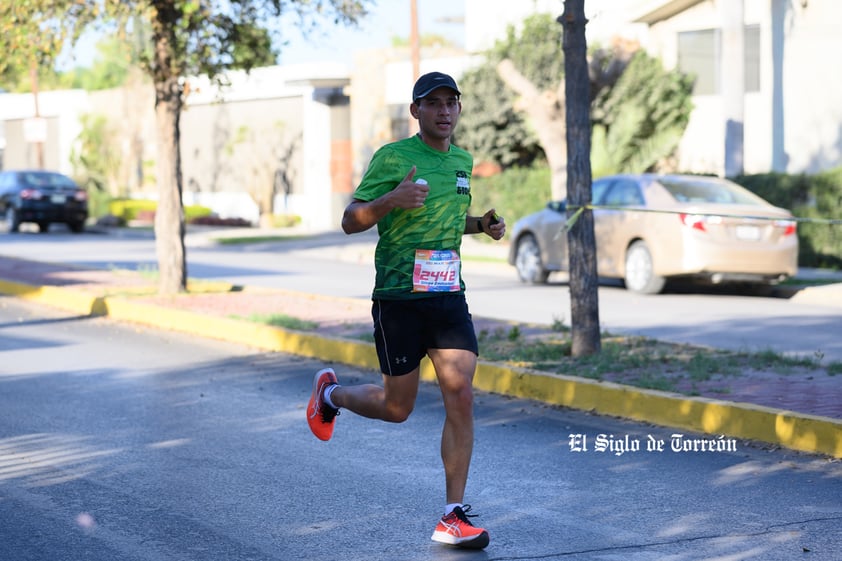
[0,170,89,233]
[508,174,798,294]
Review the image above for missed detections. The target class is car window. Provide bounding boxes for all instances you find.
[591,179,613,204]
[601,179,644,206]
[21,172,76,189]
[659,177,766,206]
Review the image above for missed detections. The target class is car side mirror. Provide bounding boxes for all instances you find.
[547,201,567,213]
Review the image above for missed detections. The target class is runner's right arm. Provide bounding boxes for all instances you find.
[342,166,428,234]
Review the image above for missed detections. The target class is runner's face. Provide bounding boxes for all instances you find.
[412,87,461,145]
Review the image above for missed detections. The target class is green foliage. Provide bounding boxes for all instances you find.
[108,199,212,223]
[457,13,693,178]
[729,172,812,209]
[143,1,371,84]
[108,199,158,222]
[185,205,214,222]
[234,313,319,331]
[469,165,552,229]
[86,185,113,220]
[732,167,842,268]
[63,32,142,91]
[590,51,695,177]
[230,23,278,69]
[1,1,371,92]
[490,14,565,91]
[70,113,121,195]
[0,1,98,75]
[458,14,562,168]
[270,214,302,228]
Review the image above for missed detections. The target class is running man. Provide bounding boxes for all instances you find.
[307,71,505,550]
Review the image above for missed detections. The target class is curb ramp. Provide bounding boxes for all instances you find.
[2,277,840,460]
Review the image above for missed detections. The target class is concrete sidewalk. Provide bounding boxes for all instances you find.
[1,250,840,460]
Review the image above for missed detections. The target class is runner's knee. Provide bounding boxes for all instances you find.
[383,401,414,423]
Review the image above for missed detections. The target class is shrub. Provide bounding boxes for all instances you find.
[271,214,302,228]
[108,199,158,222]
[470,164,551,234]
[184,205,214,222]
[733,167,842,269]
[107,199,214,224]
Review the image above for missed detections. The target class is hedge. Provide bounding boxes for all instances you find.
[107,199,214,224]
[733,168,842,269]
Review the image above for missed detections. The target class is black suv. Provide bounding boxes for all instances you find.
[0,170,89,233]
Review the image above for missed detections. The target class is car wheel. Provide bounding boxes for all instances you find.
[68,221,85,233]
[37,222,50,233]
[624,240,666,294]
[515,234,550,284]
[5,208,20,233]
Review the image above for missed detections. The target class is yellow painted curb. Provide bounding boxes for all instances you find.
[0,279,108,316]
[473,363,842,458]
[3,279,841,459]
[103,297,381,371]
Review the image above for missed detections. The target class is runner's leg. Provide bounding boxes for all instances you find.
[428,348,477,504]
[330,369,420,423]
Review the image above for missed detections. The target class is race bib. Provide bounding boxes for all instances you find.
[412,249,461,292]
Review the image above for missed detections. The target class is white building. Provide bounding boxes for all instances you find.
[461,0,842,176]
[629,0,842,175]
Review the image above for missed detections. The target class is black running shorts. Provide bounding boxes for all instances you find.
[372,294,479,376]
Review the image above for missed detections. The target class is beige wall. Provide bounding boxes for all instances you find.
[180,95,304,222]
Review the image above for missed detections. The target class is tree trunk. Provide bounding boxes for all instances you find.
[560,1,600,356]
[496,59,568,200]
[151,0,187,295]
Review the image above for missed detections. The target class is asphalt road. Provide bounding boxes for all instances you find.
[2,226,842,361]
[2,296,841,561]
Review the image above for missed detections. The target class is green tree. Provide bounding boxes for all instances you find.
[590,51,694,178]
[0,0,371,294]
[62,29,147,91]
[458,14,561,168]
[457,13,693,199]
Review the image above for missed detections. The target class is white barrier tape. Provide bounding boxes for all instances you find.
[564,204,842,231]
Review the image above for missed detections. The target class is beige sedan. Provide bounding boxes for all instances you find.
[507,174,799,294]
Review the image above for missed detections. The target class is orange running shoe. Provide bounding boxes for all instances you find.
[307,368,339,441]
[431,505,489,549]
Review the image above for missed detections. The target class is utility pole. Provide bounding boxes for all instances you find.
[29,61,45,169]
[410,0,420,81]
[409,0,421,135]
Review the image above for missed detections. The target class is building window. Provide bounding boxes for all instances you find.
[678,25,760,95]
[679,29,719,95]
[744,24,760,92]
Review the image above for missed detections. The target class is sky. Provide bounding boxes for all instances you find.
[276,0,465,66]
[60,0,466,70]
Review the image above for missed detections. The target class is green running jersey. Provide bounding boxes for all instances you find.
[353,135,473,300]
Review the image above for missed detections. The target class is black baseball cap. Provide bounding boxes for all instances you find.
[412,72,461,101]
